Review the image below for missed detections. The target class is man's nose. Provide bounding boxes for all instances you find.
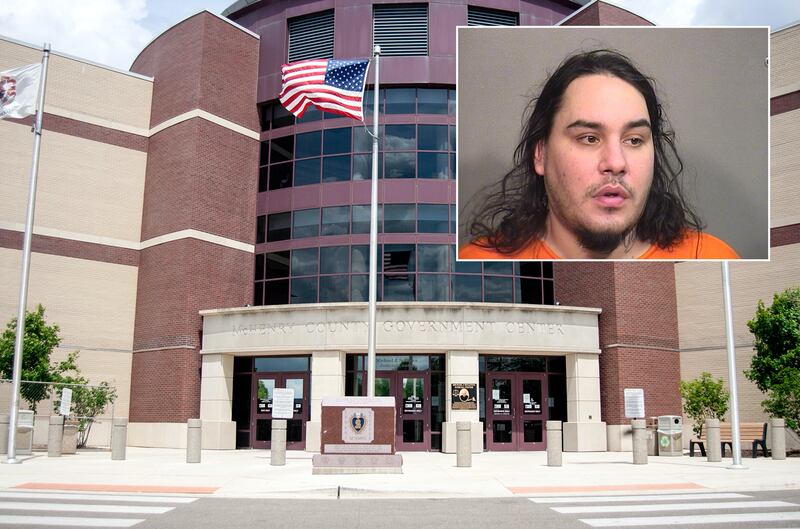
[599,141,627,176]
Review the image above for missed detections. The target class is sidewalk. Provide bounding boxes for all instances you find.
[1,448,798,499]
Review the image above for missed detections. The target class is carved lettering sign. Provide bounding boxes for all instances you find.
[233,320,565,336]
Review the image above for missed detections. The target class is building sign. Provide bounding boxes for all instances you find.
[341,407,375,443]
[624,388,645,419]
[272,388,295,419]
[59,388,73,416]
[451,383,477,410]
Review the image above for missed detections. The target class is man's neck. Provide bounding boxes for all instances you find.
[542,215,651,259]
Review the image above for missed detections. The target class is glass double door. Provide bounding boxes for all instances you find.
[375,371,430,451]
[251,373,308,450]
[485,372,548,451]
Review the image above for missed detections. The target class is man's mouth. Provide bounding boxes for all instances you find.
[592,185,630,208]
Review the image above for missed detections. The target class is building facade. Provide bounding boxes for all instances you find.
[1,1,797,452]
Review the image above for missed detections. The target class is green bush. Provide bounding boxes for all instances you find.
[679,372,729,437]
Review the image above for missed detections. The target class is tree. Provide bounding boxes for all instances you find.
[0,305,78,412]
[53,378,118,448]
[746,287,800,434]
[679,372,729,437]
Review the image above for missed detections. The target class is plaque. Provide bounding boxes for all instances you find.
[624,388,645,419]
[341,407,375,443]
[272,388,294,419]
[451,383,477,410]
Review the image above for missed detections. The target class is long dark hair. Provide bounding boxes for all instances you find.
[467,49,704,253]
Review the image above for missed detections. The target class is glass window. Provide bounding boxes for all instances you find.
[385,125,416,151]
[297,106,323,123]
[384,204,415,232]
[450,204,456,233]
[520,262,541,277]
[292,208,319,238]
[267,212,291,242]
[351,274,369,301]
[260,104,272,131]
[256,215,266,244]
[448,89,456,116]
[543,280,554,305]
[320,246,349,274]
[258,167,268,192]
[253,281,264,305]
[543,262,553,279]
[450,152,456,179]
[272,104,295,129]
[353,153,382,180]
[296,131,322,158]
[453,274,482,302]
[269,162,292,190]
[290,277,317,303]
[294,158,321,186]
[375,355,429,371]
[417,244,448,272]
[266,251,290,278]
[291,247,318,276]
[385,88,416,114]
[319,275,349,302]
[255,356,310,372]
[384,273,415,301]
[323,128,352,155]
[383,244,415,273]
[449,125,456,151]
[352,204,373,234]
[321,206,350,235]
[418,152,449,179]
[417,204,449,233]
[351,245,381,273]
[418,88,448,114]
[484,262,513,275]
[259,141,269,166]
[418,274,448,301]
[520,277,543,304]
[385,152,415,178]
[264,279,289,304]
[418,125,448,151]
[322,155,351,182]
[484,276,513,302]
[271,135,294,162]
[363,88,385,117]
[254,253,265,280]
[353,126,377,153]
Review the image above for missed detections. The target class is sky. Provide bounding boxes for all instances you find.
[1,0,799,71]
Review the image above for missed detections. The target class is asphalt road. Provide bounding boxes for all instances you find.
[1,488,799,529]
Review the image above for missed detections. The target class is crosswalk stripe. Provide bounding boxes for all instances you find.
[0,515,145,527]
[580,511,800,527]
[0,501,173,514]
[0,492,197,503]
[555,500,795,514]
[529,492,749,504]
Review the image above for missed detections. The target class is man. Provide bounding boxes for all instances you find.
[460,49,738,260]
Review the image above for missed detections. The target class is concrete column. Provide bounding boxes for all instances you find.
[307,350,346,452]
[187,419,202,463]
[705,418,721,462]
[0,414,8,455]
[271,419,287,466]
[631,419,647,465]
[48,415,64,457]
[456,421,471,467]
[199,354,236,449]
[564,352,606,451]
[770,418,786,460]
[443,350,482,454]
[111,417,127,460]
[546,420,563,467]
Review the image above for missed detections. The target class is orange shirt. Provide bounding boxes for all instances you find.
[459,231,740,260]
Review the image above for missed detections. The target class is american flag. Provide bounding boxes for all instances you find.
[279,59,370,121]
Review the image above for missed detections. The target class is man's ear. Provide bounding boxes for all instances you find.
[533,140,546,176]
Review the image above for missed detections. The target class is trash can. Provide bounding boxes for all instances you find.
[646,417,659,456]
[657,415,683,456]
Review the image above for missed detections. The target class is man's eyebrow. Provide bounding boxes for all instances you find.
[565,119,652,130]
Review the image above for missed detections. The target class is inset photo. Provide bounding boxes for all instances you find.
[457,27,769,260]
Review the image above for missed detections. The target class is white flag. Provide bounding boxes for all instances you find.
[0,63,42,120]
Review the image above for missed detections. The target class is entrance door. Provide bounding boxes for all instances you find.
[251,373,309,449]
[375,371,430,451]
[485,373,547,451]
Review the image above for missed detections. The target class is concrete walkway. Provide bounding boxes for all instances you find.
[1,449,798,499]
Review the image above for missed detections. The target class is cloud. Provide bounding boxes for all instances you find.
[610,0,704,26]
[0,0,152,70]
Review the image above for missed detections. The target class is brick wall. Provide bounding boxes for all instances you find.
[562,2,654,26]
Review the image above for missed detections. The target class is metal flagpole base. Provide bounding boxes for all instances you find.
[726,464,747,470]
[3,458,22,464]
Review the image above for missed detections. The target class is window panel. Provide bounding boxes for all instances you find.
[484,276,513,302]
[385,152,415,178]
[320,246,349,274]
[254,253,265,280]
[351,244,382,273]
[266,251,290,279]
[258,167,268,192]
[259,141,269,166]
[288,10,334,62]
[265,279,289,304]
[297,106,323,123]
[453,274,482,302]
[253,281,264,305]
[267,212,291,242]
[353,153,383,180]
[418,124,448,151]
[484,262,513,275]
[256,215,266,244]
[296,131,322,158]
[383,244,415,273]
[319,275,349,302]
[418,244,449,272]
[520,277,543,304]
[351,274,369,301]
[321,206,350,235]
[383,273,415,301]
[373,5,428,57]
[418,152,449,179]
[384,204,415,233]
[385,124,416,150]
[291,247,319,276]
[323,127,352,155]
[322,155,351,182]
[417,88,448,114]
[418,274,449,301]
[272,104,295,129]
[294,158,321,186]
[269,162,293,190]
[292,208,320,238]
[448,89,456,116]
[520,261,541,277]
[271,135,294,162]
[290,277,318,303]
[417,204,449,233]
[385,88,416,113]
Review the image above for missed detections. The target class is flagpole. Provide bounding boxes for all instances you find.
[721,261,745,469]
[367,45,380,397]
[5,43,51,465]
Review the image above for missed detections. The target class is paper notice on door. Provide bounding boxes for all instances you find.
[523,393,530,404]
[492,389,500,400]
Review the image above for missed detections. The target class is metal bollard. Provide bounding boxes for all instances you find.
[632,419,647,465]
[546,421,562,467]
[111,417,128,461]
[270,419,287,466]
[48,415,64,457]
[456,421,471,467]
[187,419,202,463]
[706,418,721,462]
[0,414,8,455]
[771,418,786,460]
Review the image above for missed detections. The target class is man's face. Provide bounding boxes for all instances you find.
[534,74,655,253]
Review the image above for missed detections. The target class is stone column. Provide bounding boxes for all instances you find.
[631,419,647,464]
[48,415,64,457]
[306,350,346,452]
[443,350,482,454]
[111,417,127,460]
[563,352,607,451]
[546,420,563,466]
[0,414,8,455]
[271,419,287,466]
[770,418,786,460]
[706,418,721,462]
[456,421,472,467]
[199,353,236,449]
[187,419,202,463]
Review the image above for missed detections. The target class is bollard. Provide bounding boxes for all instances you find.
[632,419,647,465]
[770,418,786,460]
[48,415,64,457]
[111,417,128,461]
[456,421,471,467]
[0,414,8,456]
[706,418,721,462]
[187,419,202,463]
[546,421,563,466]
[270,419,287,466]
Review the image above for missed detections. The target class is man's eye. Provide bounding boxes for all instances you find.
[578,135,599,144]
[625,137,644,146]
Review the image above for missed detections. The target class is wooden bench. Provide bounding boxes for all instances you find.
[689,422,767,458]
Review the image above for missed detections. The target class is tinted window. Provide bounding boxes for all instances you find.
[323,155,351,182]
[418,204,449,233]
[385,153,415,178]
[271,135,294,162]
[269,162,292,190]
[266,251,290,278]
[418,244,449,272]
[320,246,349,274]
[384,204,415,233]
[291,247,318,276]
[453,275,482,301]
[323,128,352,155]
[294,158,321,186]
[321,206,350,235]
[418,88,448,114]
[386,88,415,114]
[296,131,322,158]
[418,152,449,179]
[290,277,317,303]
[265,279,289,304]
[385,125,416,150]
[320,275,349,302]
[256,215,266,244]
[267,212,291,241]
[292,208,319,238]
[418,125,448,151]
